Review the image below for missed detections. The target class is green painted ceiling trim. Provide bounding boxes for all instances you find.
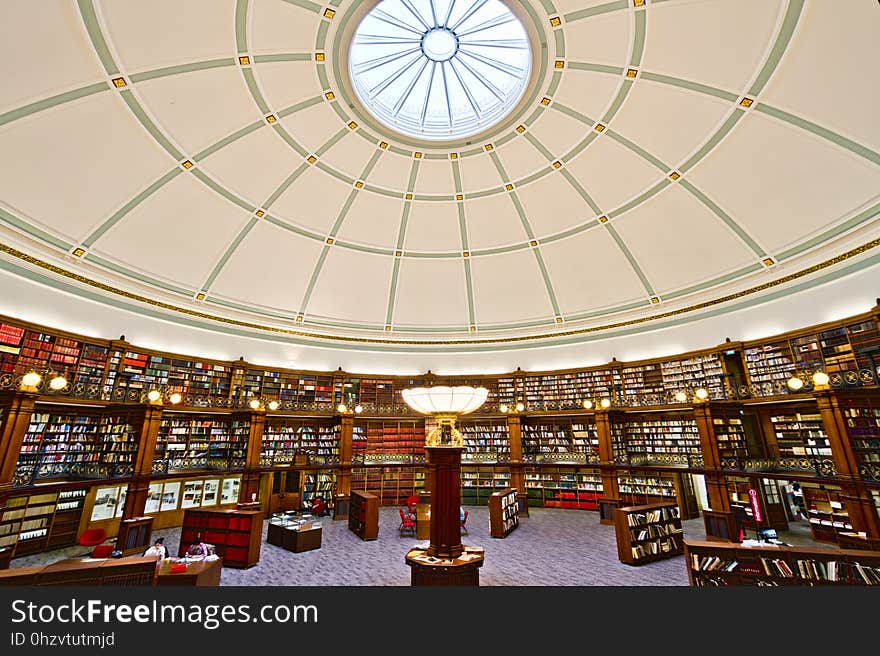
[297,244,330,315]
[263,214,324,241]
[194,119,263,160]
[191,169,256,212]
[316,66,330,90]
[539,219,601,245]
[552,101,594,125]
[329,0,549,151]
[0,208,72,251]
[118,90,183,160]
[129,58,236,83]
[678,110,744,173]
[459,147,483,157]
[531,248,562,316]
[463,258,476,326]
[566,299,647,321]
[393,325,471,333]
[568,61,624,76]
[631,9,646,67]
[661,263,764,301]
[470,243,530,256]
[3,244,878,351]
[749,0,805,96]
[638,71,737,102]
[334,241,394,256]
[389,145,411,156]
[329,190,358,236]
[413,194,456,201]
[315,20,329,51]
[608,179,670,218]
[263,163,309,209]
[360,149,383,180]
[395,203,412,250]
[253,53,312,63]
[235,0,249,52]
[82,168,181,247]
[278,95,323,117]
[84,253,193,296]
[554,31,566,58]
[601,79,634,123]
[480,318,554,331]
[424,153,446,160]
[524,106,544,126]
[280,0,321,12]
[538,0,557,14]
[514,166,554,188]
[242,68,270,114]
[776,200,880,262]
[488,151,509,181]
[495,132,517,147]
[77,0,119,75]
[559,169,602,215]
[355,128,379,144]
[0,82,108,127]
[562,131,599,162]
[524,132,556,161]
[301,317,384,331]
[362,184,402,198]
[406,159,421,192]
[606,129,669,171]
[563,0,628,23]
[315,161,355,184]
[315,128,349,156]
[403,251,460,258]
[604,223,655,295]
[271,124,309,157]
[509,192,536,239]
[456,203,468,249]
[678,180,766,257]
[208,296,300,320]
[754,103,880,166]
[386,258,402,325]
[202,216,259,290]
[452,160,463,193]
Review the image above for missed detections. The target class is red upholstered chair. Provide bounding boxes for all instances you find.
[91,544,114,558]
[406,495,419,514]
[399,508,416,537]
[78,528,107,547]
[460,510,469,536]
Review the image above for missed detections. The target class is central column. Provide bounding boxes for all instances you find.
[426,446,463,559]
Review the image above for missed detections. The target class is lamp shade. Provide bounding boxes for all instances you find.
[401,386,488,415]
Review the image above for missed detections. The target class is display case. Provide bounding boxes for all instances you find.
[267,514,323,553]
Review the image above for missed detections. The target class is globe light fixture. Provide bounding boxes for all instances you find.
[812,371,830,388]
[515,401,525,413]
[48,375,67,391]
[401,386,488,446]
[337,403,348,414]
[147,389,162,403]
[169,392,182,405]
[674,391,687,403]
[695,388,709,401]
[21,371,42,389]
[267,400,280,411]
[249,398,262,410]
[498,404,508,414]
[787,376,805,391]
[599,398,611,409]
[582,400,593,410]
[354,404,363,414]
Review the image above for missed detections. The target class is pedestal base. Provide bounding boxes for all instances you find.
[404,545,484,586]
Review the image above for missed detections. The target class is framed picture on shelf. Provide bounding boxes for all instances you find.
[114,486,127,518]
[144,483,162,514]
[202,479,219,506]
[160,482,180,511]
[90,486,120,521]
[220,477,240,504]
[181,480,204,509]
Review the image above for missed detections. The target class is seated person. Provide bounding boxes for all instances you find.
[311,496,330,517]
[460,506,465,522]
[143,537,167,559]
[186,537,210,558]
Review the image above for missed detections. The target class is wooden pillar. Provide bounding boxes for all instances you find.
[756,408,781,458]
[334,414,353,519]
[239,410,266,505]
[120,404,164,519]
[815,390,880,538]
[693,401,737,541]
[426,447,464,559]
[507,414,527,516]
[0,391,37,494]
[595,409,621,524]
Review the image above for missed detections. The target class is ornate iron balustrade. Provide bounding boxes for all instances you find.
[859,463,880,482]
[462,451,509,464]
[615,453,704,468]
[719,456,838,477]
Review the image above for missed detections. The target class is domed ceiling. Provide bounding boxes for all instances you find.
[0,0,878,361]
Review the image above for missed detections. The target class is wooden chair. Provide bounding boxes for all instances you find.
[399,508,416,537]
[460,510,469,536]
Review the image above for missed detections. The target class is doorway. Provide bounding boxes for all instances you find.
[268,469,301,515]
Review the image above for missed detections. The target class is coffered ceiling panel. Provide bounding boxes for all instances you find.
[0,0,877,360]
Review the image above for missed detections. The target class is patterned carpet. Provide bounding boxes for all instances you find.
[10,507,820,586]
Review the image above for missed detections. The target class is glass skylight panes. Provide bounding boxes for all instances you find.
[349,0,531,141]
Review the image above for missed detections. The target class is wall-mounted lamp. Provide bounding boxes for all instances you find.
[20,371,42,390]
[169,392,182,405]
[48,375,68,391]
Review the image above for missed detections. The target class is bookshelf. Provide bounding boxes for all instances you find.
[0,491,60,556]
[348,490,379,540]
[359,419,424,463]
[460,466,510,506]
[684,539,880,586]
[155,414,230,473]
[839,395,880,472]
[179,508,262,568]
[48,489,87,550]
[524,466,602,509]
[261,417,303,466]
[301,469,336,507]
[521,416,598,462]
[351,423,366,464]
[614,503,683,565]
[619,414,701,463]
[744,340,798,394]
[459,418,509,463]
[768,411,829,458]
[659,354,725,398]
[804,487,852,544]
[488,487,519,538]
[617,471,699,519]
[351,466,423,506]
[713,414,748,459]
[297,422,339,465]
[521,369,617,410]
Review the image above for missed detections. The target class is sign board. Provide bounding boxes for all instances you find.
[748,488,763,523]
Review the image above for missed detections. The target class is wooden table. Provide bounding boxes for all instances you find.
[267,522,323,553]
[404,546,484,586]
[156,557,222,586]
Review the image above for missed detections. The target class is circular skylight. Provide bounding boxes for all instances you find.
[349,0,532,141]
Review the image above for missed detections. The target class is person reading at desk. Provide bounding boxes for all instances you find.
[186,535,210,558]
[143,537,167,559]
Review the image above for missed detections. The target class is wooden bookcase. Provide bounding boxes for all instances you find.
[489,487,519,538]
[459,417,510,463]
[684,539,880,586]
[524,466,602,509]
[614,502,683,566]
[179,508,262,568]
[348,490,379,540]
[460,465,510,506]
[116,516,153,556]
[804,486,852,544]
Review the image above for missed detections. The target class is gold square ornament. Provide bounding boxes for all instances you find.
[255,209,265,218]
[196,293,206,301]
[626,68,638,78]
[405,193,413,200]
[238,56,250,66]
[325,91,335,100]
[265,114,277,124]
[348,121,358,130]
[72,248,86,257]
[111,77,127,88]
[315,53,325,62]
[554,60,565,69]
[540,97,551,106]
[550,17,561,27]
[181,160,194,169]
[456,194,464,201]
[594,124,606,132]
[307,155,317,163]
[740,97,754,108]
[323,8,335,19]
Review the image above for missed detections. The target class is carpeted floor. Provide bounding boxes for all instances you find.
[10,507,824,586]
